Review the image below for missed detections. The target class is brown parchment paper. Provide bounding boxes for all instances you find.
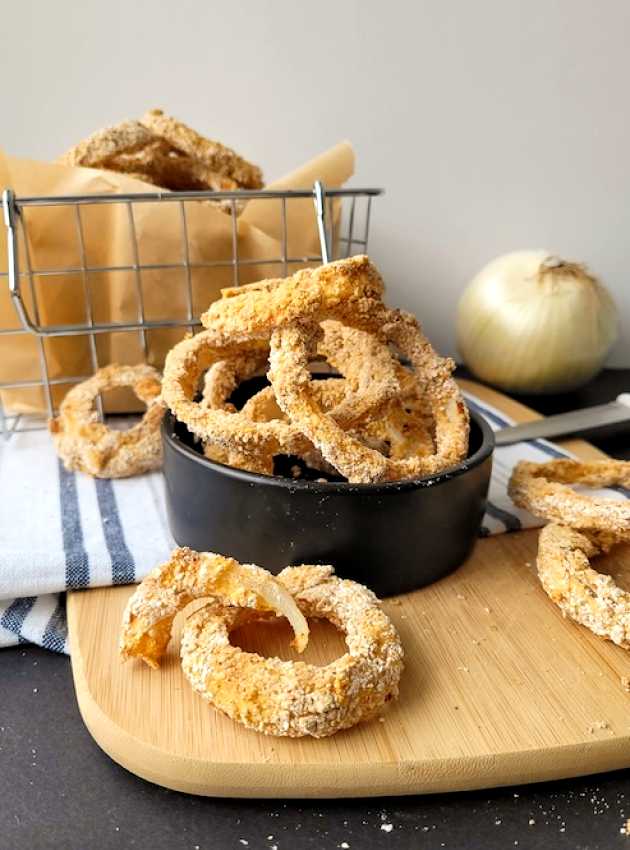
[0,142,354,414]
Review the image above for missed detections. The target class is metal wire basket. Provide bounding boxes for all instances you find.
[0,181,382,437]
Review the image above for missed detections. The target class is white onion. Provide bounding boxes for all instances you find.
[456,250,619,394]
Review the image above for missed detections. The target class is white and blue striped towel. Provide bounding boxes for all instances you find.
[0,392,625,654]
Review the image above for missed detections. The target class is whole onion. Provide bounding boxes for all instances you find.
[456,250,619,394]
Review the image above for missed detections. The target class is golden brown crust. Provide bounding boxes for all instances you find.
[49,364,165,478]
[537,524,630,648]
[163,267,409,474]
[119,548,309,668]
[201,255,386,342]
[140,108,263,189]
[509,459,630,535]
[194,256,466,482]
[180,565,404,737]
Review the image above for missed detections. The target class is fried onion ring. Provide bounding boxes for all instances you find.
[200,255,386,343]
[537,523,630,648]
[162,319,401,474]
[180,564,404,737]
[203,319,399,424]
[119,548,309,669]
[509,459,630,536]
[49,364,165,478]
[241,375,435,468]
[268,309,468,483]
[162,331,321,471]
[140,108,264,190]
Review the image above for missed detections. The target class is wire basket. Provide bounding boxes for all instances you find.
[0,182,382,437]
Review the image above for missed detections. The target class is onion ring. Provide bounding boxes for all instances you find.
[161,330,310,471]
[242,374,435,467]
[509,459,630,535]
[201,255,386,343]
[199,318,406,475]
[162,320,401,474]
[119,548,309,669]
[537,523,630,648]
[268,309,469,483]
[202,320,399,429]
[49,364,164,478]
[180,564,404,737]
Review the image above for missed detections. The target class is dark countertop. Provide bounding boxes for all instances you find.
[2,369,630,850]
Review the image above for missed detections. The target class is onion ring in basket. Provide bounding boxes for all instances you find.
[268,309,469,483]
[509,459,630,536]
[49,364,164,478]
[180,564,404,738]
[119,548,309,669]
[537,523,630,648]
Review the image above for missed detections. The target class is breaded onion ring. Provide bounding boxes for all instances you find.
[509,459,630,536]
[119,548,309,669]
[537,523,630,648]
[49,364,165,478]
[180,564,404,737]
[140,108,264,190]
[162,320,401,474]
[201,255,386,343]
[161,330,310,471]
[202,320,399,429]
[268,309,469,483]
[241,374,435,468]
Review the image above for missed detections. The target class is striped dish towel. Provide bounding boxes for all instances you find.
[0,392,624,653]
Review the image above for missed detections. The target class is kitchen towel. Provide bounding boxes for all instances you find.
[1,391,625,653]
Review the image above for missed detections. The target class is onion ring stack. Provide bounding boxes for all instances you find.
[161,255,470,483]
[508,458,630,649]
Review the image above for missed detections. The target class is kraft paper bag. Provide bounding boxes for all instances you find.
[0,142,354,415]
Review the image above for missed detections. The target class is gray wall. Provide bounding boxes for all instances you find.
[4,0,629,364]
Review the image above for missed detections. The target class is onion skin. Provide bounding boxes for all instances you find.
[456,250,618,394]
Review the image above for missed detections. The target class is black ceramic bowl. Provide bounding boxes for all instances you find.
[162,384,494,597]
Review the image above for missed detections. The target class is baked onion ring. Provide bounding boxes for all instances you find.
[180,564,404,737]
[268,310,469,483]
[242,373,435,468]
[201,255,386,343]
[537,523,630,648]
[202,320,399,430]
[162,320,401,474]
[161,330,310,471]
[49,364,164,478]
[120,548,309,669]
[509,459,630,536]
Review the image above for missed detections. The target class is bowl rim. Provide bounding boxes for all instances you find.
[162,407,495,494]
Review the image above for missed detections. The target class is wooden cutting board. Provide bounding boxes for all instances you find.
[67,380,630,798]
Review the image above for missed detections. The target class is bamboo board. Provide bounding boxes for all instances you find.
[67,381,630,798]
